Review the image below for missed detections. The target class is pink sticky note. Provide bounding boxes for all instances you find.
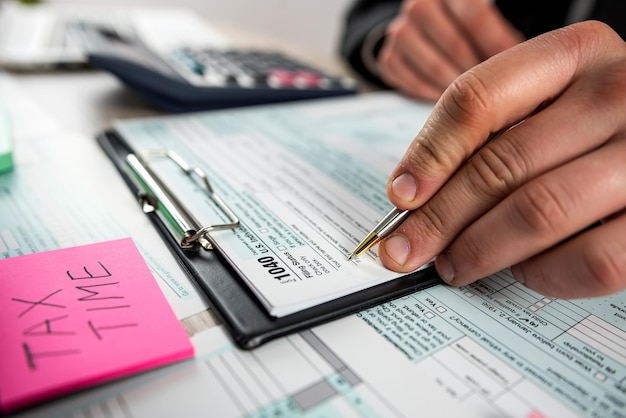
[0,238,194,413]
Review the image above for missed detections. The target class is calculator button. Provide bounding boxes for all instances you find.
[293,71,322,89]
[165,47,355,91]
[267,70,296,88]
[235,74,256,88]
[318,77,332,89]
[339,77,357,89]
[204,73,228,86]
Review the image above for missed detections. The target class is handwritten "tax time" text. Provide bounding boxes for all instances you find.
[12,261,138,370]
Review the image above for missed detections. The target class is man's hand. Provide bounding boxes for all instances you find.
[379,21,626,299]
[378,0,523,101]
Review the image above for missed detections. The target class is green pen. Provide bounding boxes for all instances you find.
[0,101,13,174]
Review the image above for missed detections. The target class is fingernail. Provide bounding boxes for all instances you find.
[436,253,455,284]
[391,173,417,202]
[384,235,410,266]
[511,265,526,284]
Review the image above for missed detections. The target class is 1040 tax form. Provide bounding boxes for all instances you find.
[112,93,435,317]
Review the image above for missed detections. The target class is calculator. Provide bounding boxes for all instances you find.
[77,23,358,112]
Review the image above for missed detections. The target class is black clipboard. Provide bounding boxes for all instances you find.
[97,129,442,349]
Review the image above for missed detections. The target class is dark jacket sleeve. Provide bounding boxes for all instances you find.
[497,0,626,40]
[339,0,402,87]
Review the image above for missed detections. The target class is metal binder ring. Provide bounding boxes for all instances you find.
[125,149,239,251]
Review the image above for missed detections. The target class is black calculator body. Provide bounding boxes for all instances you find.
[78,24,358,112]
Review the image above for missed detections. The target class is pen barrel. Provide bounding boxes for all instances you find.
[376,208,411,237]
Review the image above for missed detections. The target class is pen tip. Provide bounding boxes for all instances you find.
[349,231,380,260]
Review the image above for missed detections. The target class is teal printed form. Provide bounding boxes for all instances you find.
[32,284,623,418]
[358,270,626,417]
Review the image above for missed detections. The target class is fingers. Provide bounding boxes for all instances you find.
[386,22,620,212]
[511,211,626,299]
[379,85,626,272]
[402,0,480,71]
[379,4,462,99]
[378,22,450,101]
[382,52,626,272]
[378,0,523,100]
[444,0,524,58]
[378,21,626,299]
[438,134,626,291]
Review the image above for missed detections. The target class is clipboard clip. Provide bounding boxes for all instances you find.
[125,149,239,251]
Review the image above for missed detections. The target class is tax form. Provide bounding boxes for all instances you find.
[112,93,435,317]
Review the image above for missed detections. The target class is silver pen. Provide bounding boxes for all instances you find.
[349,126,513,259]
[348,207,411,259]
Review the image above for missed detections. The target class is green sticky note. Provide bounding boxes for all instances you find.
[0,105,13,174]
